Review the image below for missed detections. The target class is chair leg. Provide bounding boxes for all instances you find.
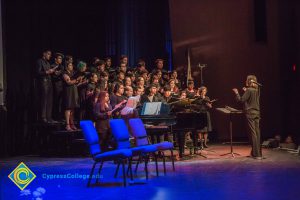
[126,158,131,176]
[144,155,149,180]
[129,158,133,181]
[114,162,120,178]
[135,155,142,173]
[162,151,166,175]
[126,161,130,176]
[170,149,175,171]
[96,161,104,184]
[121,159,127,187]
[154,153,159,177]
[87,162,97,187]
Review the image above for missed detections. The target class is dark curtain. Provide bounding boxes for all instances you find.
[104,0,172,68]
[0,0,172,157]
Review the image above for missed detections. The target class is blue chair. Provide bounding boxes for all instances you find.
[80,120,133,187]
[109,119,159,180]
[129,118,175,174]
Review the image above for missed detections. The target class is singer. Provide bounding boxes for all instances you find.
[232,75,262,159]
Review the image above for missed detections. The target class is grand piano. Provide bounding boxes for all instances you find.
[139,102,207,157]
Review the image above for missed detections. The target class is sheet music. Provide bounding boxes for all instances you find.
[216,107,243,114]
[225,106,240,112]
[142,102,162,115]
[216,108,231,114]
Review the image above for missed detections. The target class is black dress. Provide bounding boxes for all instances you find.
[75,71,88,108]
[193,96,212,133]
[109,94,127,108]
[94,103,113,151]
[63,70,79,109]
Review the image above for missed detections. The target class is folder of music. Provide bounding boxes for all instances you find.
[216,106,243,114]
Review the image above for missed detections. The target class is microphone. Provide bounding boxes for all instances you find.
[198,63,207,68]
[250,80,263,87]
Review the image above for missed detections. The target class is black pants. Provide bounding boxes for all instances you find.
[96,120,113,152]
[39,79,53,120]
[246,115,262,157]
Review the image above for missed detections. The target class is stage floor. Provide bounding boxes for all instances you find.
[1,144,300,200]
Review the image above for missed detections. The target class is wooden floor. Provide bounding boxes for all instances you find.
[1,144,300,200]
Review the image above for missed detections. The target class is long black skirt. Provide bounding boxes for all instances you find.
[198,111,212,133]
[63,85,79,110]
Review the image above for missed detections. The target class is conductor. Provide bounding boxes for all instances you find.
[232,75,262,159]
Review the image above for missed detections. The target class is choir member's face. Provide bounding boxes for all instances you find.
[118,85,124,94]
[106,59,111,67]
[138,78,145,86]
[153,78,159,84]
[157,72,162,79]
[67,57,73,64]
[94,59,100,65]
[105,93,110,102]
[91,74,98,83]
[125,77,132,86]
[170,81,175,88]
[157,61,163,69]
[103,75,109,81]
[67,63,73,71]
[172,71,177,78]
[44,51,51,60]
[81,65,87,72]
[201,89,207,96]
[163,73,169,80]
[119,72,125,80]
[120,64,127,73]
[126,87,133,97]
[188,83,194,90]
[98,64,105,72]
[150,87,157,95]
[180,92,187,99]
[142,73,148,80]
[122,57,128,65]
[130,76,135,82]
[164,91,171,98]
[139,65,145,71]
[135,88,143,96]
[56,56,63,64]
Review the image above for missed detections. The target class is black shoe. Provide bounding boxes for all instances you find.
[203,144,209,148]
[47,119,58,123]
[40,118,48,123]
[253,156,265,160]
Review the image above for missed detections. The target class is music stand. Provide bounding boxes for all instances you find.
[216,106,243,158]
[198,64,207,86]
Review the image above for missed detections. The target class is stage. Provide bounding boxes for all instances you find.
[1,144,299,200]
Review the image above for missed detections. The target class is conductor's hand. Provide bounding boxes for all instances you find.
[107,111,112,116]
[242,87,247,92]
[232,88,239,95]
